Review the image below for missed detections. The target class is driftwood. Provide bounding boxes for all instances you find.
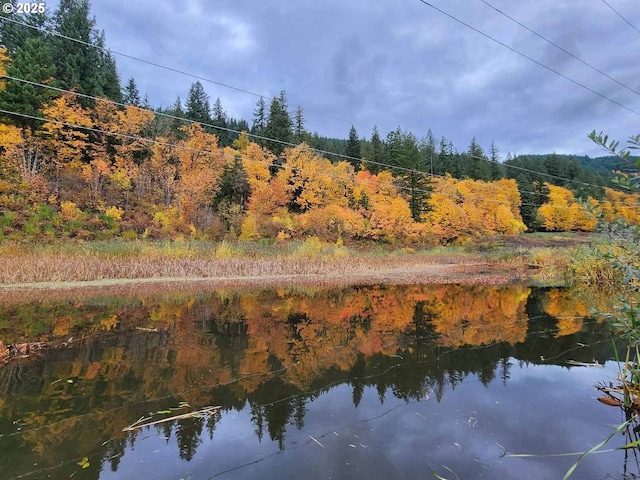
[0,340,47,363]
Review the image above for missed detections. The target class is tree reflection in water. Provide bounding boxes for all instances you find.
[0,284,619,479]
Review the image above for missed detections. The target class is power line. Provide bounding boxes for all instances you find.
[0,74,467,182]
[415,0,640,116]
[0,15,632,195]
[479,0,640,97]
[0,16,375,133]
[600,0,640,36]
[0,106,437,200]
[0,75,632,207]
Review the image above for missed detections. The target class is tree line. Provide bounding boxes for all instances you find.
[0,0,635,244]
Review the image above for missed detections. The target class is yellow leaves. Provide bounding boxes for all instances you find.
[175,124,224,209]
[117,105,155,136]
[0,47,9,90]
[105,206,123,221]
[60,201,82,221]
[242,142,274,188]
[42,94,91,166]
[537,183,597,231]
[424,177,525,241]
[0,124,23,148]
[278,144,354,211]
[600,188,640,225]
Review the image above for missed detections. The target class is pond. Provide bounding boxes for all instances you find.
[0,284,635,479]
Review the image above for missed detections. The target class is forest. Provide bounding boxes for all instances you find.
[0,0,638,246]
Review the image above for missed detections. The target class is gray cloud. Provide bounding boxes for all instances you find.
[42,0,640,157]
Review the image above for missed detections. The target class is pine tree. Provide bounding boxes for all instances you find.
[52,0,121,101]
[122,77,141,106]
[100,50,122,102]
[264,90,292,155]
[252,96,266,134]
[465,137,491,180]
[185,81,211,124]
[216,155,250,208]
[345,125,361,170]
[363,126,383,173]
[293,105,305,143]
[211,97,229,146]
[0,2,49,55]
[385,128,431,220]
[489,140,504,180]
[0,36,55,130]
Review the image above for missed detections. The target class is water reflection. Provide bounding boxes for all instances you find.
[0,284,629,479]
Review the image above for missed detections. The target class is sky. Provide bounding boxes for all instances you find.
[46,0,640,158]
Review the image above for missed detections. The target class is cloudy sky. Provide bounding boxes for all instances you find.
[48,0,640,157]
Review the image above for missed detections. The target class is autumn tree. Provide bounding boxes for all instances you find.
[536,183,597,231]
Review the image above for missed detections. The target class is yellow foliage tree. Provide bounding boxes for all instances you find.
[537,183,597,231]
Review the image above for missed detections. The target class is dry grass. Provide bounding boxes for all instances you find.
[0,234,590,288]
[0,238,512,286]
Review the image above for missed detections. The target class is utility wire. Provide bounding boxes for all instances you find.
[1,74,625,198]
[0,16,375,133]
[0,73,635,211]
[479,0,640,97]
[415,0,640,116]
[0,107,442,200]
[1,105,631,213]
[0,15,632,194]
[0,74,438,180]
[600,0,640,36]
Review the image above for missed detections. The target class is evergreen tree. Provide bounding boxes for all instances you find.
[252,96,266,134]
[293,105,305,143]
[385,128,431,221]
[100,50,122,102]
[465,137,491,180]
[489,140,504,180]
[264,90,292,156]
[0,2,49,55]
[421,129,439,175]
[52,0,121,101]
[122,77,141,106]
[363,126,383,173]
[185,81,211,124]
[212,97,230,146]
[345,125,361,170]
[0,36,55,130]
[216,155,250,208]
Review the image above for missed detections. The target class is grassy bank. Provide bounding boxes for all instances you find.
[0,233,597,287]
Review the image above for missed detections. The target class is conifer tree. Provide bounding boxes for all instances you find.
[212,97,230,146]
[293,105,306,143]
[185,81,211,124]
[52,0,121,101]
[252,97,266,134]
[0,36,55,130]
[345,125,361,170]
[264,90,292,155]
[364,126,384,173]
[122,77,141,106]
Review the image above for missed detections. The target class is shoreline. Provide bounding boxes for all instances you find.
[0,262,528,301]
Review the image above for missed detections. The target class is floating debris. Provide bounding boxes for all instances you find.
[0,340,47,363]
[308,435,324,448]
[123,405,220,432]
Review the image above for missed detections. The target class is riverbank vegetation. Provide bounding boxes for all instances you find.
[0,233,596,286]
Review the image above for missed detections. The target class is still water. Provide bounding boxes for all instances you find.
[0,284,635,479]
